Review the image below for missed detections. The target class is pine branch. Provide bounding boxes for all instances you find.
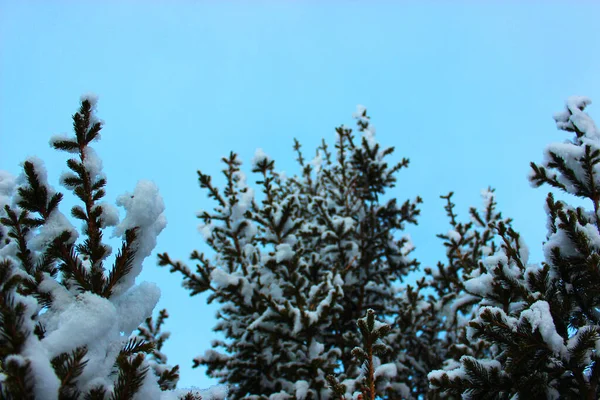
[135,307,180,390]
[103,228,138,297]
[120,337,154,357]
[326,375,347,400]
[0,260,36,399]
[51,346,88,400]
[54,243,92,293]
[53,99,110,295]
[111,353,149,400]
[2,206,36,276]
[83,386,108,400]
[157,253,211,296]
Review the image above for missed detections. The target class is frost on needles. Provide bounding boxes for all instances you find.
[0,97,220,400]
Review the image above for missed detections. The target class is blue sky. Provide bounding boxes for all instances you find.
[1,1,600,390]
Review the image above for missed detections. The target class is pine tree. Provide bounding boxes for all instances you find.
[0,97,203,399]
[159,106,422,399]
[429,96,600,399]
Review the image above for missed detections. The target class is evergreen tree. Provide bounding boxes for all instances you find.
[429,96,600,399]
[159,106,422,399]
[0,97,211,400]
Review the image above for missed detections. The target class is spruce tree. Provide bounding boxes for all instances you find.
[0,97,208,399]
[429,96,600,399]
[159,106,422,399]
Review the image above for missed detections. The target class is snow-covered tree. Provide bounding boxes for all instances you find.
[159,106,421,399]
[429,97,600,399]
[0,97,215,400]
[379,188,513,398]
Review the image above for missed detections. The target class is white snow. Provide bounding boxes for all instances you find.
[374,362,397,379]
[310,151,324,174]
[12,158,78,252]
[112,281,161,335]
[41,292,118,359]
[446,229,461,243]
[80,92,99,108]
[163,385,228,400]
[252,148,271,168]
[519,301,567,358]
[211,268,241,288]
[230,183,255,238]
[28,208,78,252]
[446,294,479,326]
[362,127,376,149]
[17,156,50,193]
[554,96,599,140]
[37,275,74,315]
[132,370,163,400]
[467,307,518,342]
[97,202,120,228]
[308,339,324,358]
[352,105,367,119]
[210,269,253,305]
[0,170,15,207]
[481,188,495,210]
[295,380,310,400]
[58,171,79,188]
[275,243,295,262]
[464,272,494,297]
[544,230,579,260]
[82,147,105,183]
[112,180,167,297]
[22,336,61,399]
[49,133,79,153]
[332,216,356,234]
[198,220,215,240]
[36,281,162,395]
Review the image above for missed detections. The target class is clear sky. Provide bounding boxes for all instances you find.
[1,1,600,390]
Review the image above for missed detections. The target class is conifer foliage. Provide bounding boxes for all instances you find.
[9,93,598,399]
[0,97,199,399]
[159,106,422,399]
[429,97,600,399]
